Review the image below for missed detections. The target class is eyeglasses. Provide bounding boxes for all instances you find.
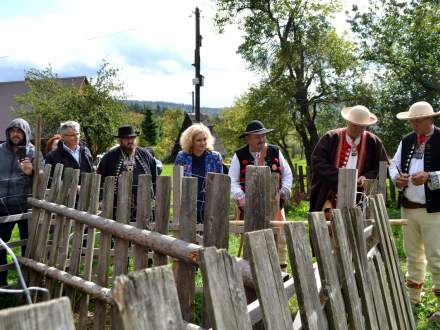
[63,133,80,137]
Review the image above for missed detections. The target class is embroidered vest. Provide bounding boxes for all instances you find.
[400,128,440,213]
[236,144,281,192]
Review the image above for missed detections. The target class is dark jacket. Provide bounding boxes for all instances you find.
[45,140,94,175]
[309,129,388,212]
[0,119,44,214]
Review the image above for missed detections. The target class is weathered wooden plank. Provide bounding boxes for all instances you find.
[374,194,415,329]
[200,247,252,330]
[368,259,389,329]
[112,266,185,330]
[245,229,292,330]
[0,212,31,224]
[174,177,197,322]
[0,297,74,330]
[336,168,358,209]
[173,165,184,225]
[244,166,272,232]
[203,173,231,249]
[341,207,379,330]
[153,176,171,266]
[331,209,365,329]
[378,161,388,197]
[284,222,328,330]
[94,176,116,330]
[79,174,101,329]
[373,252,398,330]
[308,212,348,330]
[113,172,133,279]
[133,175,152,270]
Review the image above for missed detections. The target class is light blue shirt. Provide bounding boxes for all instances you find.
[62,142,80,165]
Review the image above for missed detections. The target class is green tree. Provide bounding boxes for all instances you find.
[214,0,361,168]
[350,0,440,151]
[155,108,184,161]
[16,61,127,156]
[141,107,158,145]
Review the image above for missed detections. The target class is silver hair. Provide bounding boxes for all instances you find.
[59,121,80,134]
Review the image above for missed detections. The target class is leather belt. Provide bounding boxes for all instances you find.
[402,197,426,209]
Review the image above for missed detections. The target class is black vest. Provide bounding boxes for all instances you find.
[236,144,281,192]
[400,127,440,213]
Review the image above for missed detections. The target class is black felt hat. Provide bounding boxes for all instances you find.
[114,125,139,138]
[239,120,274,138]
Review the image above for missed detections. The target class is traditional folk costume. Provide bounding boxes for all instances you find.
[229,120,292,266]
[309,106,388,216]
[97,126,157,220]
[389,102,440,307]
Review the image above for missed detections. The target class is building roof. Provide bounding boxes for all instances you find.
[0,76,87,141]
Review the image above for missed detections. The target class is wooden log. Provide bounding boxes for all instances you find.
[0,212,31,224]
[174,177,197,322]
[200,247,252,330]
[0,297,74,330]
[373,253,398,330]
[94,176,116,330]
[153,176,171,266]
[284,222,328,330]
[336,168,358,209]
[18,256,112,303]
[133,175,152,270]
[308,212,348,329]
[79,174,101,329]
[244,166,272,232]
[374,195,415,329]
[113,172,133,279]
[112,266,185,330]
[28,198,202,264]
[173,165,184,225]
[331,209,365,329]
[341,207,378,329]
[245,229,292,330]
[203,173,231,249]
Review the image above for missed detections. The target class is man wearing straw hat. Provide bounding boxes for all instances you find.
[310,105,387,218]
[229,120,293,267]
[389,101,440,317]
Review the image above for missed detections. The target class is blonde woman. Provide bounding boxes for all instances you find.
[174,123,223,223]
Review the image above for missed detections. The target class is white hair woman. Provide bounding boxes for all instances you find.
[174,123,223,223]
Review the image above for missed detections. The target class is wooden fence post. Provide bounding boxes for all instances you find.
[153,176,171,266]
[336,168,358,209]
[174,176,197,322]
[378,161,388,197]
[173,165,184,225]
[134,175,152,270]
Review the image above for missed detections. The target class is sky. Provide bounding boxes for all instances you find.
[0,0,367,108]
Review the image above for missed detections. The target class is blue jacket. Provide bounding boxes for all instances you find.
[174,150,223,176]
[0,119,44,214]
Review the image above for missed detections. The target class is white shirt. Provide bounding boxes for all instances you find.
[389,142,426,204]
[344,133,361,170]
[63,142,81,165]
[229,147,293,200]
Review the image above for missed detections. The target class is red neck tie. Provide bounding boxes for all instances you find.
[418,134,426,145]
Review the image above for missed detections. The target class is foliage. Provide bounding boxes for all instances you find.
[154,108,184,161]
[141,107,158,146]
[349,0,440,153]
[214,0,362,168]
[15,61,127,156]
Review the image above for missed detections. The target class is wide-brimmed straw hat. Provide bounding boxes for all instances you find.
[239,120,274,138]
[341,105,377,126]
[396,101,440,120]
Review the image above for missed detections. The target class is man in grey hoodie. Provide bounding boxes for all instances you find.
[0,118,42,286]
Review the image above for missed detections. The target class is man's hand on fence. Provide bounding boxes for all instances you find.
[411,171,429,186]
[357,176,366,187]
[19,158,33,176]
[395,173,410,189]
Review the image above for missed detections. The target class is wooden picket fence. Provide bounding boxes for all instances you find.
[0,164,415,329]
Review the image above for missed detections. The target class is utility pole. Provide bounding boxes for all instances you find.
[192,7,203,122]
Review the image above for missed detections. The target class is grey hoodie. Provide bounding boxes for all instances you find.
[0,118,42,214]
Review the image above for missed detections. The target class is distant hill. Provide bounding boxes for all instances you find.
[125,100,225,116]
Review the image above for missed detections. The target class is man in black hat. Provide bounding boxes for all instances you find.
[229,120,292,266]
[97,125,157,216]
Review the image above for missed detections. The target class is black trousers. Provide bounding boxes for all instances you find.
[0,219,28,286]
